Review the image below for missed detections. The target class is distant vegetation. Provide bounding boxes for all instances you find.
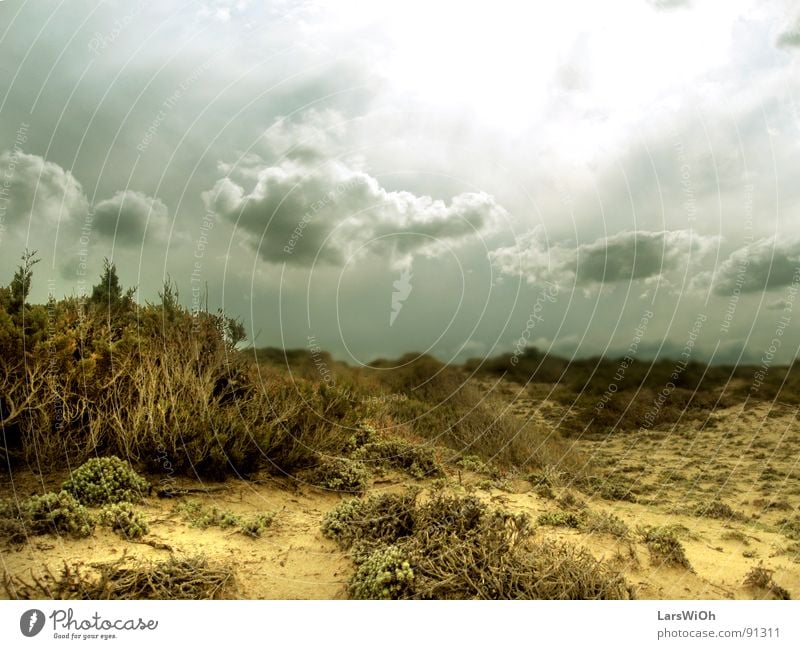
[0,251,369,478]
[464,346,800,433]
[0,251,577,483]
[2,249,795,486]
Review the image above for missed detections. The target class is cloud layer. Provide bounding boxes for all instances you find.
[204,113,506,267]
[0,149,88,227]
[93,190,169,244]
[490,227,715,288]
[713,237,800,295]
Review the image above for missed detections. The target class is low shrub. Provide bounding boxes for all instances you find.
[327,491,632,600]
[694,500,744,521]
[308,457,371,493]
[345,424,379,452]
[174,501,275,537]
[1,491,94,542]
[743,565,791,600]
[62,456,149,505]
[238,513,275,538]
[537,510,585,529]
[776,517,800,541]
[583,511,630,539]
[321,492,417,549]
[456,455,497,476]
[99,502,149,539]
[174,501,239,529]
[349,545,416,600]
[584,475,638,503]
[640,526,692,569]
[354,440,442,479]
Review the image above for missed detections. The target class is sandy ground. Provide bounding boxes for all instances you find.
[2,379,799,599]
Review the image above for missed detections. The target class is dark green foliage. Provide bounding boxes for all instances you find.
[90,258,126,308]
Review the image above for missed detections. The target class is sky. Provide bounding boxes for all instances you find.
[1,0,799,366]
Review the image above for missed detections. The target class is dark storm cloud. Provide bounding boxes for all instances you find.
[712,237,800,295]
[490,227,716,288]
[93,190,169,244]
[574,230,712,284]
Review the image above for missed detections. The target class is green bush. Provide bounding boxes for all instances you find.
[694,500,744,521]
[63,456,149,505]
[173,501,275,538]
[537,510,585,528]
[349,544,415,600]
[99,502,149,539]
[345,423,379,452]
[354,440,442,478]
[308,457,371,493]
[640,526,692,569]
[238,513,275,538]
[3,491,95,541]
[174,501,240,529]
[321,492,417,549]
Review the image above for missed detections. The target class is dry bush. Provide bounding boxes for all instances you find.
[368,355,586,475]
[321,492,417,549]
[582,510,630,539]
[324,490,632,600]
[3,554,236,600]
[0,286,370,478]
[693,499,745,521]
[743,565,791,600]
[406,535,632,600]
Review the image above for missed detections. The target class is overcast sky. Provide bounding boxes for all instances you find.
[1,0,799,366]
